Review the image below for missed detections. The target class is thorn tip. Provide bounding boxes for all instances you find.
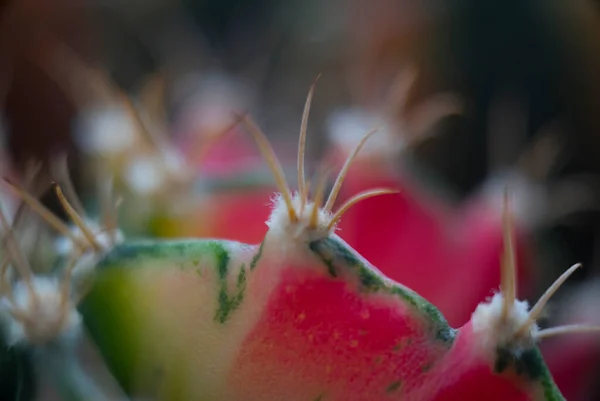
[298,75,320,212]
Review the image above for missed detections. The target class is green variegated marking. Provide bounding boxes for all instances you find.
[96,240,232,268]
[493,346,563,401]
[215,264,247,324]
[249,240,264,270]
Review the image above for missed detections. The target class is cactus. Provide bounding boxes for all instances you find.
[69,85,600,400]
[0,172,125,401]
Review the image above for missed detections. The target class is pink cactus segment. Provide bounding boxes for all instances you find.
[228,257,452,401]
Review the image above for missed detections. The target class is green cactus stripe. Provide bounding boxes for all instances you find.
[494,346,564,401]
[210,242,248,324]
[96,240,235,268]
[539,371,565,401]
[309,237,456,344]
[249,240,264,270]
[214,243,230,280]
[215,264,248,324]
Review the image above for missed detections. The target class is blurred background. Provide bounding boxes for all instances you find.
[2,0,600,399]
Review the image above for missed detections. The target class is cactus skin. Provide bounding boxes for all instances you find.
[79,231,563,401]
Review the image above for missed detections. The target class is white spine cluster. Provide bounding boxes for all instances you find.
[0,169,124,349]
[0,276,81,347]
[471,292,538,354]
[265,193,334,262]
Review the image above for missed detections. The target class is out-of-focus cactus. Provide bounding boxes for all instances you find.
[0,167,126,401]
